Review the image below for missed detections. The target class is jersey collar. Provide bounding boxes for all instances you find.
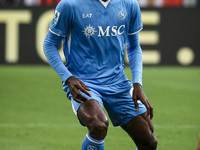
[98,0,111,8]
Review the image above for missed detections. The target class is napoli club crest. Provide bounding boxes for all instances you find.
[118,10,127,20]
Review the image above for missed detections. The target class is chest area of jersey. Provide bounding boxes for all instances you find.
[72,2,129,38]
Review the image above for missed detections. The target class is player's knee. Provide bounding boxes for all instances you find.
[87,117,108,140]
[150,137,157,149]
[139,134,157,150]
[146,135,157,150]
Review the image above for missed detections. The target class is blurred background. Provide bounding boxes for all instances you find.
[0,0,200,7]
[0,0,200,150]
[0,0,200,65]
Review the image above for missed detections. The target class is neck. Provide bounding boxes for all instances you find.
[101,0,108,2]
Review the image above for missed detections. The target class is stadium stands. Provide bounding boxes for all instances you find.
[39,0,60,6]
[0,0,200,7]
[138,0,200,7]
[0,0,60,6]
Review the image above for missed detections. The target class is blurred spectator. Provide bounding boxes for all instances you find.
[0,0,199,7]
[137,0,149,7]
[39,0,60,6]
[163,0,183,7]
[137,0,160,7]
[145,0,163,7]
[0,0,22,6]
[153,0,164,7]
[24,0,39,6]
[183,0,197,7]
[148,0,154,6]
[138,0,183,7]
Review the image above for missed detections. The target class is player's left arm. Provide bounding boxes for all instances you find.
[127,33,153,119]
[127,0,153,119]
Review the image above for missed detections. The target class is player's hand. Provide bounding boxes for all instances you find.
[65,76,91,103]
[132,83,153,120]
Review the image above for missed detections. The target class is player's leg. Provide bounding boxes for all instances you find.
[65,84,108,150]
[121,112,157,150]
[103,84,157,150]
[197,134,200,150]
[77,99,109,140]
[77,99,109,150]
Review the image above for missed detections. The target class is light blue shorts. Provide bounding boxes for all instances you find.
[64,80,147,127]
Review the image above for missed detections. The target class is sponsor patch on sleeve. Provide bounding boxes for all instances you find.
[52,10,60,27]
[54,10,60,21]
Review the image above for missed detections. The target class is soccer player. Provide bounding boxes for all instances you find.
[43,0,157,149]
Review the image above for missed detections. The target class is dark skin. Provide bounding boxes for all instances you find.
[66,76,157,149]
[66,76,91,103]
[197,134,200,150]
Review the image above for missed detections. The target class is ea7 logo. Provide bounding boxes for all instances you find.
[82,13,92,18]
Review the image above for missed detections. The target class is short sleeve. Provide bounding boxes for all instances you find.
[128,0,143,35]
[49,0,73,37]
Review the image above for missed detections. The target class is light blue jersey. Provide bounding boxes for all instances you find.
[48,0,143,86]
[44,0,146,128]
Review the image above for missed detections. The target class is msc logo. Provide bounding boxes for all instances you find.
[82,24,97,38]
[98,25,125,37]
[83,24,125,38]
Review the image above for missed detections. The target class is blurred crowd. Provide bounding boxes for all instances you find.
[0,0,200,7]
[0,0,60,6]
[138,0,200,7]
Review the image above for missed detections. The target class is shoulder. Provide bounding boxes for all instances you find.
[58,0,79,7]
[57,0,71,8]
[56,0,78,14]
[123,0,138,5]
[121,0,140,12]
[126,0,141,13]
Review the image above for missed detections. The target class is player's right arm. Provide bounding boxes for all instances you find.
[43,31,91,102]
[43,1,91,103]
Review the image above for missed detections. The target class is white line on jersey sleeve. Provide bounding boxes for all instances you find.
[128,27,143,35]
[49,29,67,37]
